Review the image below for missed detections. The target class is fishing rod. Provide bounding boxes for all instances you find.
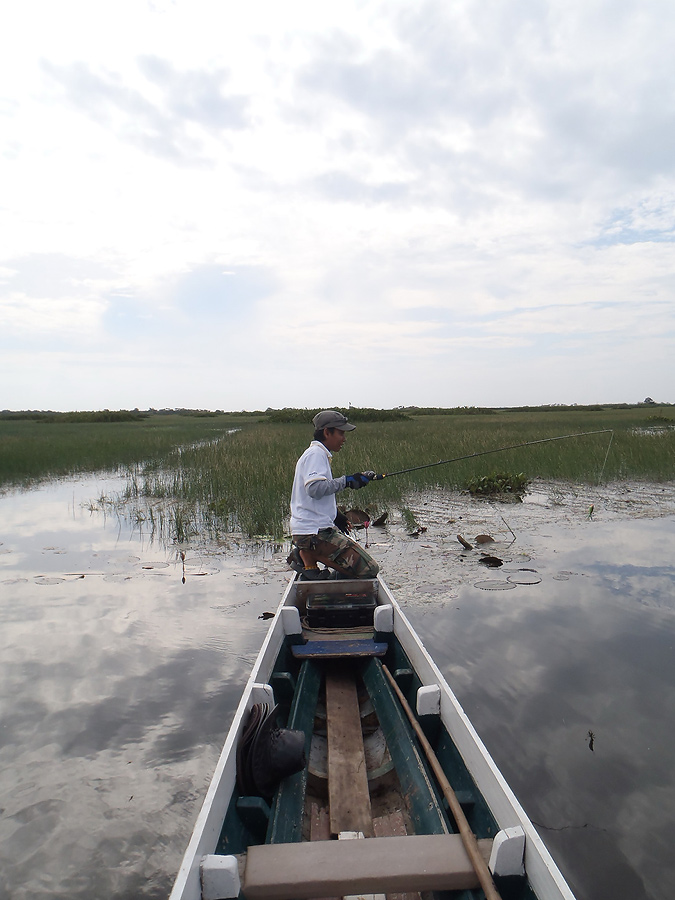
[369,429,615,480]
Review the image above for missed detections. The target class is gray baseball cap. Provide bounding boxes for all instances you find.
[312,410,356,431]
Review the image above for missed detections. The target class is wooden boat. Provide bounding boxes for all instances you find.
[170,575,576,900]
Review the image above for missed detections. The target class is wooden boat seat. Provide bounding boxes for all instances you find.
[291,639,387,659]
[241,833,493,900]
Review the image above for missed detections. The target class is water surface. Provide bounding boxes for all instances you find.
[1,476,674,900]
[381,483,675,900]
[0,475,290,899]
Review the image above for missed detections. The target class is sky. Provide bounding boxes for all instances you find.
[1,0,674,412]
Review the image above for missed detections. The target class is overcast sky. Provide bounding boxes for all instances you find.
[2,0,673,411]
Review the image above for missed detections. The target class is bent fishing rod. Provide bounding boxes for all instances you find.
[368,429,614,481]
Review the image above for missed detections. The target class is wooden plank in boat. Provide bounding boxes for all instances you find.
[309,802,331,842]
[325,667,373,838]
[292,639,388,659]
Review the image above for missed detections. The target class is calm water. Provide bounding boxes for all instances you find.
[1,476,674,900]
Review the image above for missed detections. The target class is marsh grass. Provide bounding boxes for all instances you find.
[0,414,256,488]
[2,407,673,541]
[121,423,310,539]
[336,411,672,496]
[116,408,674,540]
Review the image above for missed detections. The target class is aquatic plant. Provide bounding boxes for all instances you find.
[466,472,529,497]
[400,506,422,534]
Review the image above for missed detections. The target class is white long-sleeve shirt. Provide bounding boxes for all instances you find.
[290,441,347,534]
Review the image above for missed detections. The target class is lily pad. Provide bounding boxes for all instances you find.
[507,571,542,585]
[474,580,517,591]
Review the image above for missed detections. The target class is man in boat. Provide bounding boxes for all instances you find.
[288,410,379,580]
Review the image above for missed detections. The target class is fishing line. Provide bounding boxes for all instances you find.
[371,429,615,480]
[597,430,614,484]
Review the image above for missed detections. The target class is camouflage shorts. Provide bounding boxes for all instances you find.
[292,527,379,579]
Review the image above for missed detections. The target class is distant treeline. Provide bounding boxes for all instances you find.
[146,408,229,417]
[223,402,674,422]
[502,402,673,412]
[1,401,671,424]
[265,408,411,424]
[0,410,149,423]
[0,408,230,422]
[400,406,497,416]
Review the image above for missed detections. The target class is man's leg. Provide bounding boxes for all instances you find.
[298,547,320,568]
[313,528,379,578]
[289,536,325,575]
[291,530,379,578]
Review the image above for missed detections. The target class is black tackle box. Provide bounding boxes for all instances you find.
[296,579,379,628]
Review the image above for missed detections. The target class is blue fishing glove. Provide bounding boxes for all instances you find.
[345,472,373,489]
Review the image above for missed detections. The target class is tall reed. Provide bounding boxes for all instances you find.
[119,409,674,539]
[0,415,255,489]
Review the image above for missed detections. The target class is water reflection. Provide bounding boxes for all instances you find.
[0,475,290,900]
[393,509,675,900]
[1,477,674,900]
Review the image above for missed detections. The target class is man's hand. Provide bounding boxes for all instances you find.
[345,473,371,489]
[334,511,351,534]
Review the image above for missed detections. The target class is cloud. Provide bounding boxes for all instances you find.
[0,254,112,346]
[0,253,113,300]
[295,0,675,214]
[592,194,675,246]
[137,55,249,131]
[169,264,276,316]
[101,263,278,350]
[2,0,674,409]
[41,56,250,164]
[312,170,411,205]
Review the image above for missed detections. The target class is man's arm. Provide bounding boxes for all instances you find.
[305,476,347,498]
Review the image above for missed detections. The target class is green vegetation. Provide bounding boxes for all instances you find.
[1,404,673,541]
[41,410,148,423]
[400,506,423,534]
[467,472,529,497]
[0,412,259,487]
[0,409,143,422]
